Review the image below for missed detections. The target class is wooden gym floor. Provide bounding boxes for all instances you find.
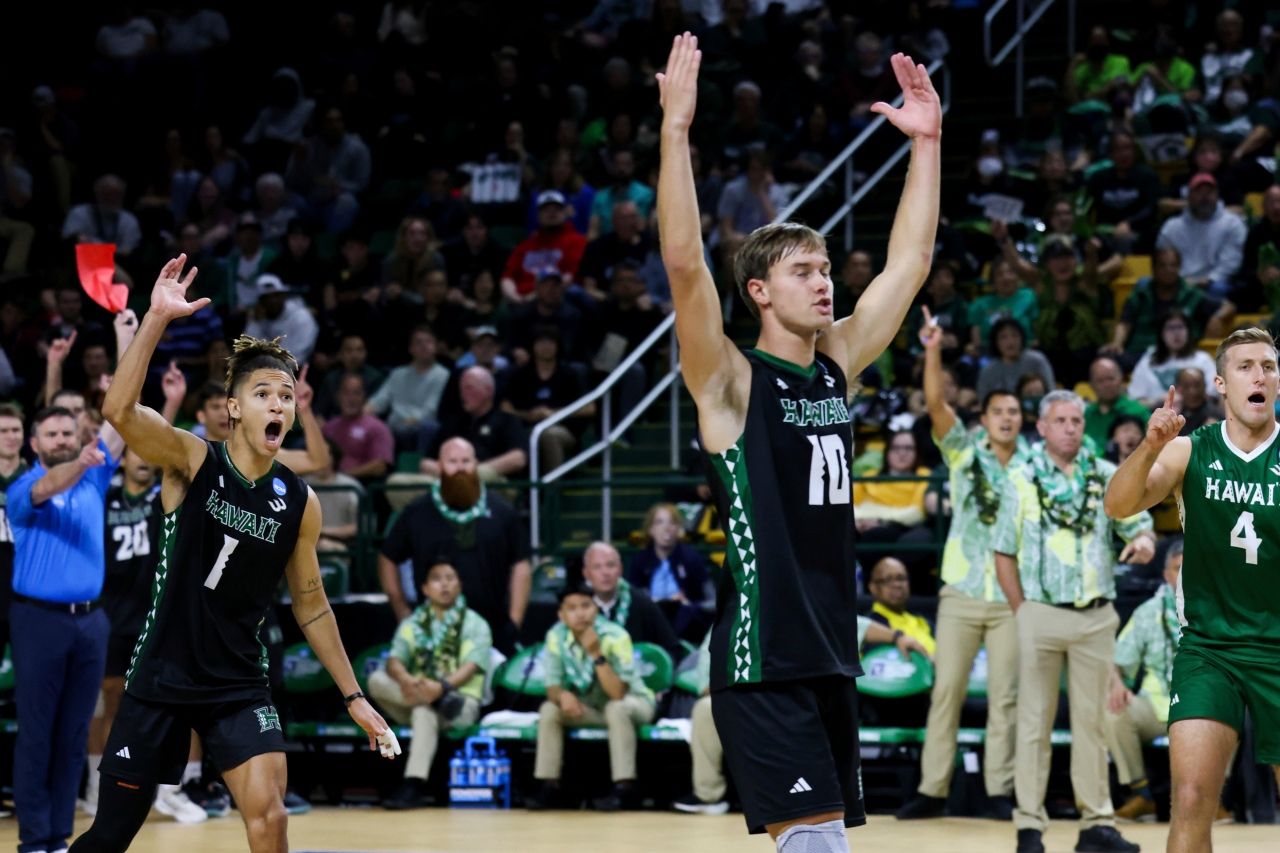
[3,811,1277,852]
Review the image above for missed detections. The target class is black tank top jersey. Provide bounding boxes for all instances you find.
[0,462,30,620]
[103,483,161,637]
[701,348,861,691]
[126,442,307,704]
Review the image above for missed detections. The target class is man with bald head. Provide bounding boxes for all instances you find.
[582,541,679,658]
[1083,356,1149,451]
[382,436,532,654]
[420,366,528,480]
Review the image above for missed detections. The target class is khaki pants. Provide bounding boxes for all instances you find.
[0,217,34,276]
[1014,600,1120,832]
[368,668,480,781]
[534,694,655,782]
[537,425,577,475]
[1103,694,1164,786]
[691,694,726,803]
[918,586,1019,798]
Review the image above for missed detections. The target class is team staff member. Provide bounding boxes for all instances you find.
[0,403,29,662]
[8,404,124,853]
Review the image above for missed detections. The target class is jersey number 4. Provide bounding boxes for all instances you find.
[112,521,151,562]
[204,534,240,590]
[1230,511,1262,565]
[806,434,850,506]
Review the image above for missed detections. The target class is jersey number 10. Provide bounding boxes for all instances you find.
[806,434,850,506]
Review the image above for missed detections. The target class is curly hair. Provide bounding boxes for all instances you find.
[225,335,297,397]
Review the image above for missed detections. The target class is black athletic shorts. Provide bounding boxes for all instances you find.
[104,633,140,679]
[99,691,286,785]
[711,675,866,834]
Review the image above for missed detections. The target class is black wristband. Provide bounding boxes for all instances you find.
[593,655,608,667]
[343,690,366,706]
[892,630,904,643]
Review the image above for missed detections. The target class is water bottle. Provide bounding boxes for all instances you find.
[450,753,466,787]
[468,752,485,785]
[485,755,500,786]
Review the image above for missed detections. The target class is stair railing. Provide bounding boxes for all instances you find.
[983,0,1074,116]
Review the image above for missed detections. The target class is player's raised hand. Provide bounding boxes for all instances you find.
[150,254,209,322]
[871,53,942,141]
[1145,386,1185,448]
[656,32,701,134]
[917,305,942,350]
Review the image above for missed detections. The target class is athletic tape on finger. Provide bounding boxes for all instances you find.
[377,730,401,758]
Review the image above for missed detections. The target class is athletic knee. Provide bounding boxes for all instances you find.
[245,800,288,846]
[1171,776,1221,816]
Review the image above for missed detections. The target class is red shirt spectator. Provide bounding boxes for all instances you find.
[501,191,586,301]
[321,373,394,481]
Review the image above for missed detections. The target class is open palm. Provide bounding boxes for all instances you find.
[871,53,942,141]
[656,32,701,133]
[150,254,208,321]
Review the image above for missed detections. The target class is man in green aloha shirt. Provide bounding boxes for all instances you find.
[370,559,492,810]
[530,582,655,812]
[1104,540,1185,822]
[898,309,1031,822]
[994,390,1155,853]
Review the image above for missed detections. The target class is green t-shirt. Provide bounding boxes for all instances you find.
[1074,54,1133,100]
[389,602,492,700]
[543,616,654,708]
[969,288,1039,349]
[1131,58,1197,93]
[1084,396,1150,450]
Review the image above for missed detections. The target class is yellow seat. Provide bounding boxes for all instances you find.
[1110,255,1151,317]
[1200,337,1222,356]
[1235,313,1270,329]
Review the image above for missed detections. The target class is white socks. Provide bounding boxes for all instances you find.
[181,760,202,786]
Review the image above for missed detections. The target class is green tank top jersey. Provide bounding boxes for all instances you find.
[1179,421,1280,662]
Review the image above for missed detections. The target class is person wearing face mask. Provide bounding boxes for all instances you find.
[1065,26,1132,105]
[1211,75,1256,150]
[1155,172,1248,302]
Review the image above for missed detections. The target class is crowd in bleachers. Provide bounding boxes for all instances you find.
[1,0,1280,826]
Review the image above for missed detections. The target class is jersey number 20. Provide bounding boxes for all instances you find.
[806,434,850,506]
[112,521,151,561]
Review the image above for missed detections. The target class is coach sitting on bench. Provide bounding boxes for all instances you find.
[529,582,655,812]
[370,558,492,810]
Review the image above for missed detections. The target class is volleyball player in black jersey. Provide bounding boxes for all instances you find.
[74,256,396,852]
[656,34,941,851]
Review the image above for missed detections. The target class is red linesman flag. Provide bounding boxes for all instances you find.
[75,243,129,313]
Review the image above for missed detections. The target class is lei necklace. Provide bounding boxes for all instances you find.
[1030,450,1106,537]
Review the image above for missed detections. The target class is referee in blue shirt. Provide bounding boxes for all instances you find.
[7,405,123,853]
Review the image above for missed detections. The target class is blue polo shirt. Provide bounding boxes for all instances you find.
[6,440,118,603]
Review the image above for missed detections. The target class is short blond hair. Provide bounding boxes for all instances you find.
[1215,326,1278,375]
[733,222,827,319]
[643,502,685,538]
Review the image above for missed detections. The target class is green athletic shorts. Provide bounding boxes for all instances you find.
[1168,643,1280,764]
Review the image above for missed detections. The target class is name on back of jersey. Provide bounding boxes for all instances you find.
[204,489,282,543]
[1202,477,1280,507]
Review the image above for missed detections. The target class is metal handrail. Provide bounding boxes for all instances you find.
[528,60,952,550]
[983,0,1075,116]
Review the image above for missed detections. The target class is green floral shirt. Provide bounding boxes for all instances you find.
[543,617,654,708]
[935,421,1033,602]
[389,604,492,700]
[1114,584,1181,723]
[993,445,1153,605]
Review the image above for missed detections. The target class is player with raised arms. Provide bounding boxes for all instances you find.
[72,255,398,853]
[1105,326,1280,852]
[656,32,940,852]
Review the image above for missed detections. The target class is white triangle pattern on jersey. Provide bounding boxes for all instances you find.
[721,445,758,683]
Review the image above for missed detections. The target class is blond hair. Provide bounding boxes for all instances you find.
[1215,326,1278,375]
[643,502,685,539]
[733,222,827,319]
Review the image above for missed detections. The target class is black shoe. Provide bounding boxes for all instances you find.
[1075,826,1140,852]
[895,794,946,820]
[1017,829,1045,853]
[592,792,622,812]
[183,781,231,818]
[525,781,560,811]
[672,793,730,815]
[383,778,430,811]
[988,795,1016,821]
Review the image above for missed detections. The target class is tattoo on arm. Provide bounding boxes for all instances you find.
[300,574,323,595]
[298,608,332,629]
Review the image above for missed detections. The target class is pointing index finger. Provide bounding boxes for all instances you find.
[1165,385,1176,410]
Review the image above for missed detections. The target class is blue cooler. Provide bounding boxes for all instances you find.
[448,737,511,809]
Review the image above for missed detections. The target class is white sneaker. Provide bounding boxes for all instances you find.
[154,784,209,824]
[76,796,97,817]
